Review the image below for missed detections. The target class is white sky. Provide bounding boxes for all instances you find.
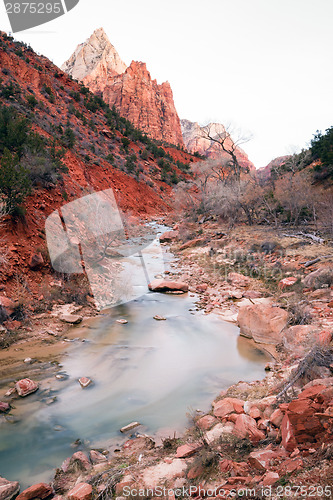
[1,0,332,168]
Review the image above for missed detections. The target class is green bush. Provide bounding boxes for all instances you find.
[0,149,31,214]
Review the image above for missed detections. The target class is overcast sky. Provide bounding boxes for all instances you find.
[1,0,332,167]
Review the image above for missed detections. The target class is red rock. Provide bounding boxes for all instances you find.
[115,482,133,495]
[69,452,91,471]
[238,304,288,344]
[278,277,297,289]
[261,471,279,486]
[197,415,218,430]
[227,272,251,287]
[316,330,332,346]
[277,457,303,475]
[213,398,244,419]
[269,409,283,427]
[249,406,262,420]
[68,483,92,500]
[16,483,52,500]
[0,476,20,500]
[219,459,249,476]
[196,284,208,293]
[298,385,326,400]
[248,449,279,471]
[79,377,92,388]
[148,280,188,293]
[29,253,44,269]
[15,379,38,397]
[176,443,202,458]
[233,414,266,443]
[0,296,15,316]
[159,231,178,243]
[89,450,107,464]
[281,414,297,452]
[179,238,205,251]
[187,464,204,479]
[0,402,10,413]
[288,398,313,415]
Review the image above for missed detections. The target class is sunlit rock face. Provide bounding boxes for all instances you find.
[62,28,184,146]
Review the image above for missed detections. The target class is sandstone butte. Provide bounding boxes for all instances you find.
[62,28,184,147]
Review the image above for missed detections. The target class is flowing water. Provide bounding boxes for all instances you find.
[0,224,270,487]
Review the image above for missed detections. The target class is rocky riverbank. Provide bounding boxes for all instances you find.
[1,221,332,499]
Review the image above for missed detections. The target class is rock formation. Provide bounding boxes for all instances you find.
[62,29,184,146]
[181,119,255,170]
[61,27,126,93]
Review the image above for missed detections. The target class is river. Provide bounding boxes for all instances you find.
[0,223,270,488]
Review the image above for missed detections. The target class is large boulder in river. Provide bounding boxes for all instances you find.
[238,303,288,344]
[16,483,53,500]
[15,378,38,397]
[159,231,178,243]
[0,477,20,500]
[148,279,188,293]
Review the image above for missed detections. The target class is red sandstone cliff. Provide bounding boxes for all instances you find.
[62,29,184,147]
[181,119,255,171]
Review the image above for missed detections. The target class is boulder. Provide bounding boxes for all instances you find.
[213,398,244,419]
[261,472,279,486]
[16,483,53,500]
[15,379,38,397]
[60,314,82,324]
[205,422,235,445]
[238,303,288,344]
[68,452,91,472]
[0,297,15,316]
[281,414,297,452]
[79,377,92,388]
[303,267,333,289]
[197,415,218,430]
[277,457,303,475]
[278,277,297,289]
[283,325,320,355]
[0,477,20,500]
[68,483,92,500]
[29,253,44,269]
[179,238,205,250]
[196,283,208,293]
[233,414,266,443]
[227,272,251,287]
[176,443,202,458]
[159,231,178,243]
[89,450,107,464]
[148,280,188,293]
[269,409,284,428]
[0,402,10,413]
[248,449,279,471]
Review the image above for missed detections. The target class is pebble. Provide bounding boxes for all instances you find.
[153,315,166,321]
[116,319,128,324]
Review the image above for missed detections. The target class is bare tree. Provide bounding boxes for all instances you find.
[200,123,252,182]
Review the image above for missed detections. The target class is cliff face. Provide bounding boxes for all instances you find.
[103,61,184,146]
[62,29,184,146]
[181,119,255,171]
[61,27,127,93]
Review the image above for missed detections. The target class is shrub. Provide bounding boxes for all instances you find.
[121,137,131,150]
[0,149,31,214]
[26,94,38,110]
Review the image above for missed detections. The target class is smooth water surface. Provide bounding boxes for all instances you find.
[0,225,270,487]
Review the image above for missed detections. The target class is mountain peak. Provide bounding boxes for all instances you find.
[61,28,127,90]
